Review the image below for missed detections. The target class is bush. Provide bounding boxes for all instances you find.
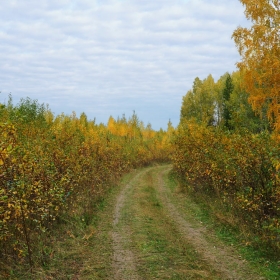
[172,121,280,251]
[0,97,171,270]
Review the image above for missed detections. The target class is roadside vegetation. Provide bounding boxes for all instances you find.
[0,96,172,277]
[172,0,280,272]
[1,0,279,278]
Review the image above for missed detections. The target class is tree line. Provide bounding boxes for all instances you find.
[172,0,280,254]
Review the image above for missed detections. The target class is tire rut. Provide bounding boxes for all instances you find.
[111,170,146,280]
[110,165,264,280]
[156,166,264,280]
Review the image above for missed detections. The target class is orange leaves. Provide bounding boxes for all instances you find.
[233,0,280,129]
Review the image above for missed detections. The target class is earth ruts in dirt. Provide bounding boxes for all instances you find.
[108,165,263,280]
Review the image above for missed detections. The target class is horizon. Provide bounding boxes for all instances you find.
[0,0,250,130]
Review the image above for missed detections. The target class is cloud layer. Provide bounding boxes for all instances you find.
[0,0,249,129]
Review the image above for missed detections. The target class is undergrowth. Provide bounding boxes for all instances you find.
[168,170,280,280]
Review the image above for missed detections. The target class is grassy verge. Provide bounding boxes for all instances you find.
[166,170,280,280]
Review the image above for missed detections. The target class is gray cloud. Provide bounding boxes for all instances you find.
[0,0,249,129]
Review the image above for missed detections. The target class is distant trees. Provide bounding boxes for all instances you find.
[180,71,268,132]
[181,0,279,132]
[180,75,215,126]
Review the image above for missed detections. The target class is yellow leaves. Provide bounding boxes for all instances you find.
[173,122,280,248]
[276,164,280,172]
[82,226,95,241]
[7,202,13,208]
[205,169,211,176]
[233,0,280,130]
[0,105,171,266]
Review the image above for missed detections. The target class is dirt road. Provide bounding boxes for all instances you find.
[87,165,264,279]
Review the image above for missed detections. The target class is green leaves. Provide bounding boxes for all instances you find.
[180,75,216,126]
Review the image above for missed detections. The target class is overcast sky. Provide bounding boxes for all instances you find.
[0,0,250,130]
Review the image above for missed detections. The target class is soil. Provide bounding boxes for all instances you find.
[109,165,263,280]
[111,171,143,280]
[156,166,264,280]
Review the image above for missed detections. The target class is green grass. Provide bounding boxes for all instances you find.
[124,168,222,279]
[5,165,279,279]
[166,170,280,280]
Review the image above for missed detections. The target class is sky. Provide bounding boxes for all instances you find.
[0,0,250,130]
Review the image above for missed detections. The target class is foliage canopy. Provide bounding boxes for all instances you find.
[232,0,280,128]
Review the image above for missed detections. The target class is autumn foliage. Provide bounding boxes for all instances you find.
[232,0,280,128]
[173,0,280,252]
[172,121,280,250]
[173,69,280,253]
[173,69,280,252]
[0,97,171,270]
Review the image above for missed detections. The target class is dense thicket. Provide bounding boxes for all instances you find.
[172,70,280,252]
[0,96,172,270]
[173,0,280,252]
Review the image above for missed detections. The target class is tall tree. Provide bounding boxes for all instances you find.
[229,71,270,132]
[232,0,280,128]
[180,75,215,126]
[222,74,234,130]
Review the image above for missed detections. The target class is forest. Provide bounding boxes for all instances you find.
[173,0,279,254]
